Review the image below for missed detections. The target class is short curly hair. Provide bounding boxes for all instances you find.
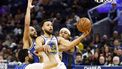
[18,49,28,63]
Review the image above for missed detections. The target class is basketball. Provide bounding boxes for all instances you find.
[76,17,92,33]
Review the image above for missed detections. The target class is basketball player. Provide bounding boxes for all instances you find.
[35,20,91,69]
[15,0,59,68]
[59,28,83,69]
[15,49,58,69]
[23,0,48,62]
[59,27,80,52]
[59,28,83,52]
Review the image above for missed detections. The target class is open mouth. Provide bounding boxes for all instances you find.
[49,29,53,31]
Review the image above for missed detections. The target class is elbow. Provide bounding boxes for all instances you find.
[25,23,30,27]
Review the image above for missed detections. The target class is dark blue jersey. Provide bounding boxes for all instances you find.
[62,47,77,69]
[15,64,27,69]
[29,40,40,63]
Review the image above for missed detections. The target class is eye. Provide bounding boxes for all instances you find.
[47,24,50,26]
[64,31,68,34]
[31,29,34,31]
[60,31,63,33]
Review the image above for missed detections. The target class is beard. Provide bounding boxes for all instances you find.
[28,58,34,63]
[30,34,37,39]
[44,29,53,35]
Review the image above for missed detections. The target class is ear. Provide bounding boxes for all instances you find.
[42,26,44,31]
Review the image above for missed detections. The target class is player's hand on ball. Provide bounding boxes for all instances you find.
[81,27,91,38]
[84,25,91,36]
[76,17,92,33]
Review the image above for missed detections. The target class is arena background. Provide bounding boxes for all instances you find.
[0,0,122,69]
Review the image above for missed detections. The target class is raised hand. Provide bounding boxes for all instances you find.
[28,0,34,9]
[82,26,91,38]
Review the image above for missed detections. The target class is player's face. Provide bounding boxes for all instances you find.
[29,26,37,38]
[42,21,53,34]
[59,30,70,39]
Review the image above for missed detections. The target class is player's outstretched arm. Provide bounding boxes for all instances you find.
[35,36,51,53]
[59,30,91,52]
[23,0,34,49]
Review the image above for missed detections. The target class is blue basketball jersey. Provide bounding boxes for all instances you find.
[62,47,77,69]
[29,40,40,63]
[15,64,27,69]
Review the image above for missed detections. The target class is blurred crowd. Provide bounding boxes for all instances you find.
[77,31,122,66]
[0,0,122,67]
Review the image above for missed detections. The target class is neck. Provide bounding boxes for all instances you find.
[29,37,35,42]
[44,32,52,38]
[24,61,29,64]
[64,38,69,41]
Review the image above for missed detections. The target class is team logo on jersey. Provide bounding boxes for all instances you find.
[47,41,57,54]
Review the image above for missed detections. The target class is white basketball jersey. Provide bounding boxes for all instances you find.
[41,35,61,63]
[25,63,43,69]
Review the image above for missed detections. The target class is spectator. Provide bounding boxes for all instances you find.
[2,35,12,47]
[65,13,78,36]
[82,46,93,58]
[93,33,101,48]
[92,51,99,65]
[98,56,105,65]
[112,56,121,66]
[101,34,109,44]
[108,1,120,34]
[0,55,4,63]
[110,31,120,41]
[106,54,113,66]
[103,44,111,57]
[35,6,45,20]
[13,27,22,36]
[75,53,83,65]
[0,52,4,61]
[113,39,122,49]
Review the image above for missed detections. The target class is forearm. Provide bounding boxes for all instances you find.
[67,35,84,50]
[23,3,31,41]
[59,35,85,52]
[25,7,31,26]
